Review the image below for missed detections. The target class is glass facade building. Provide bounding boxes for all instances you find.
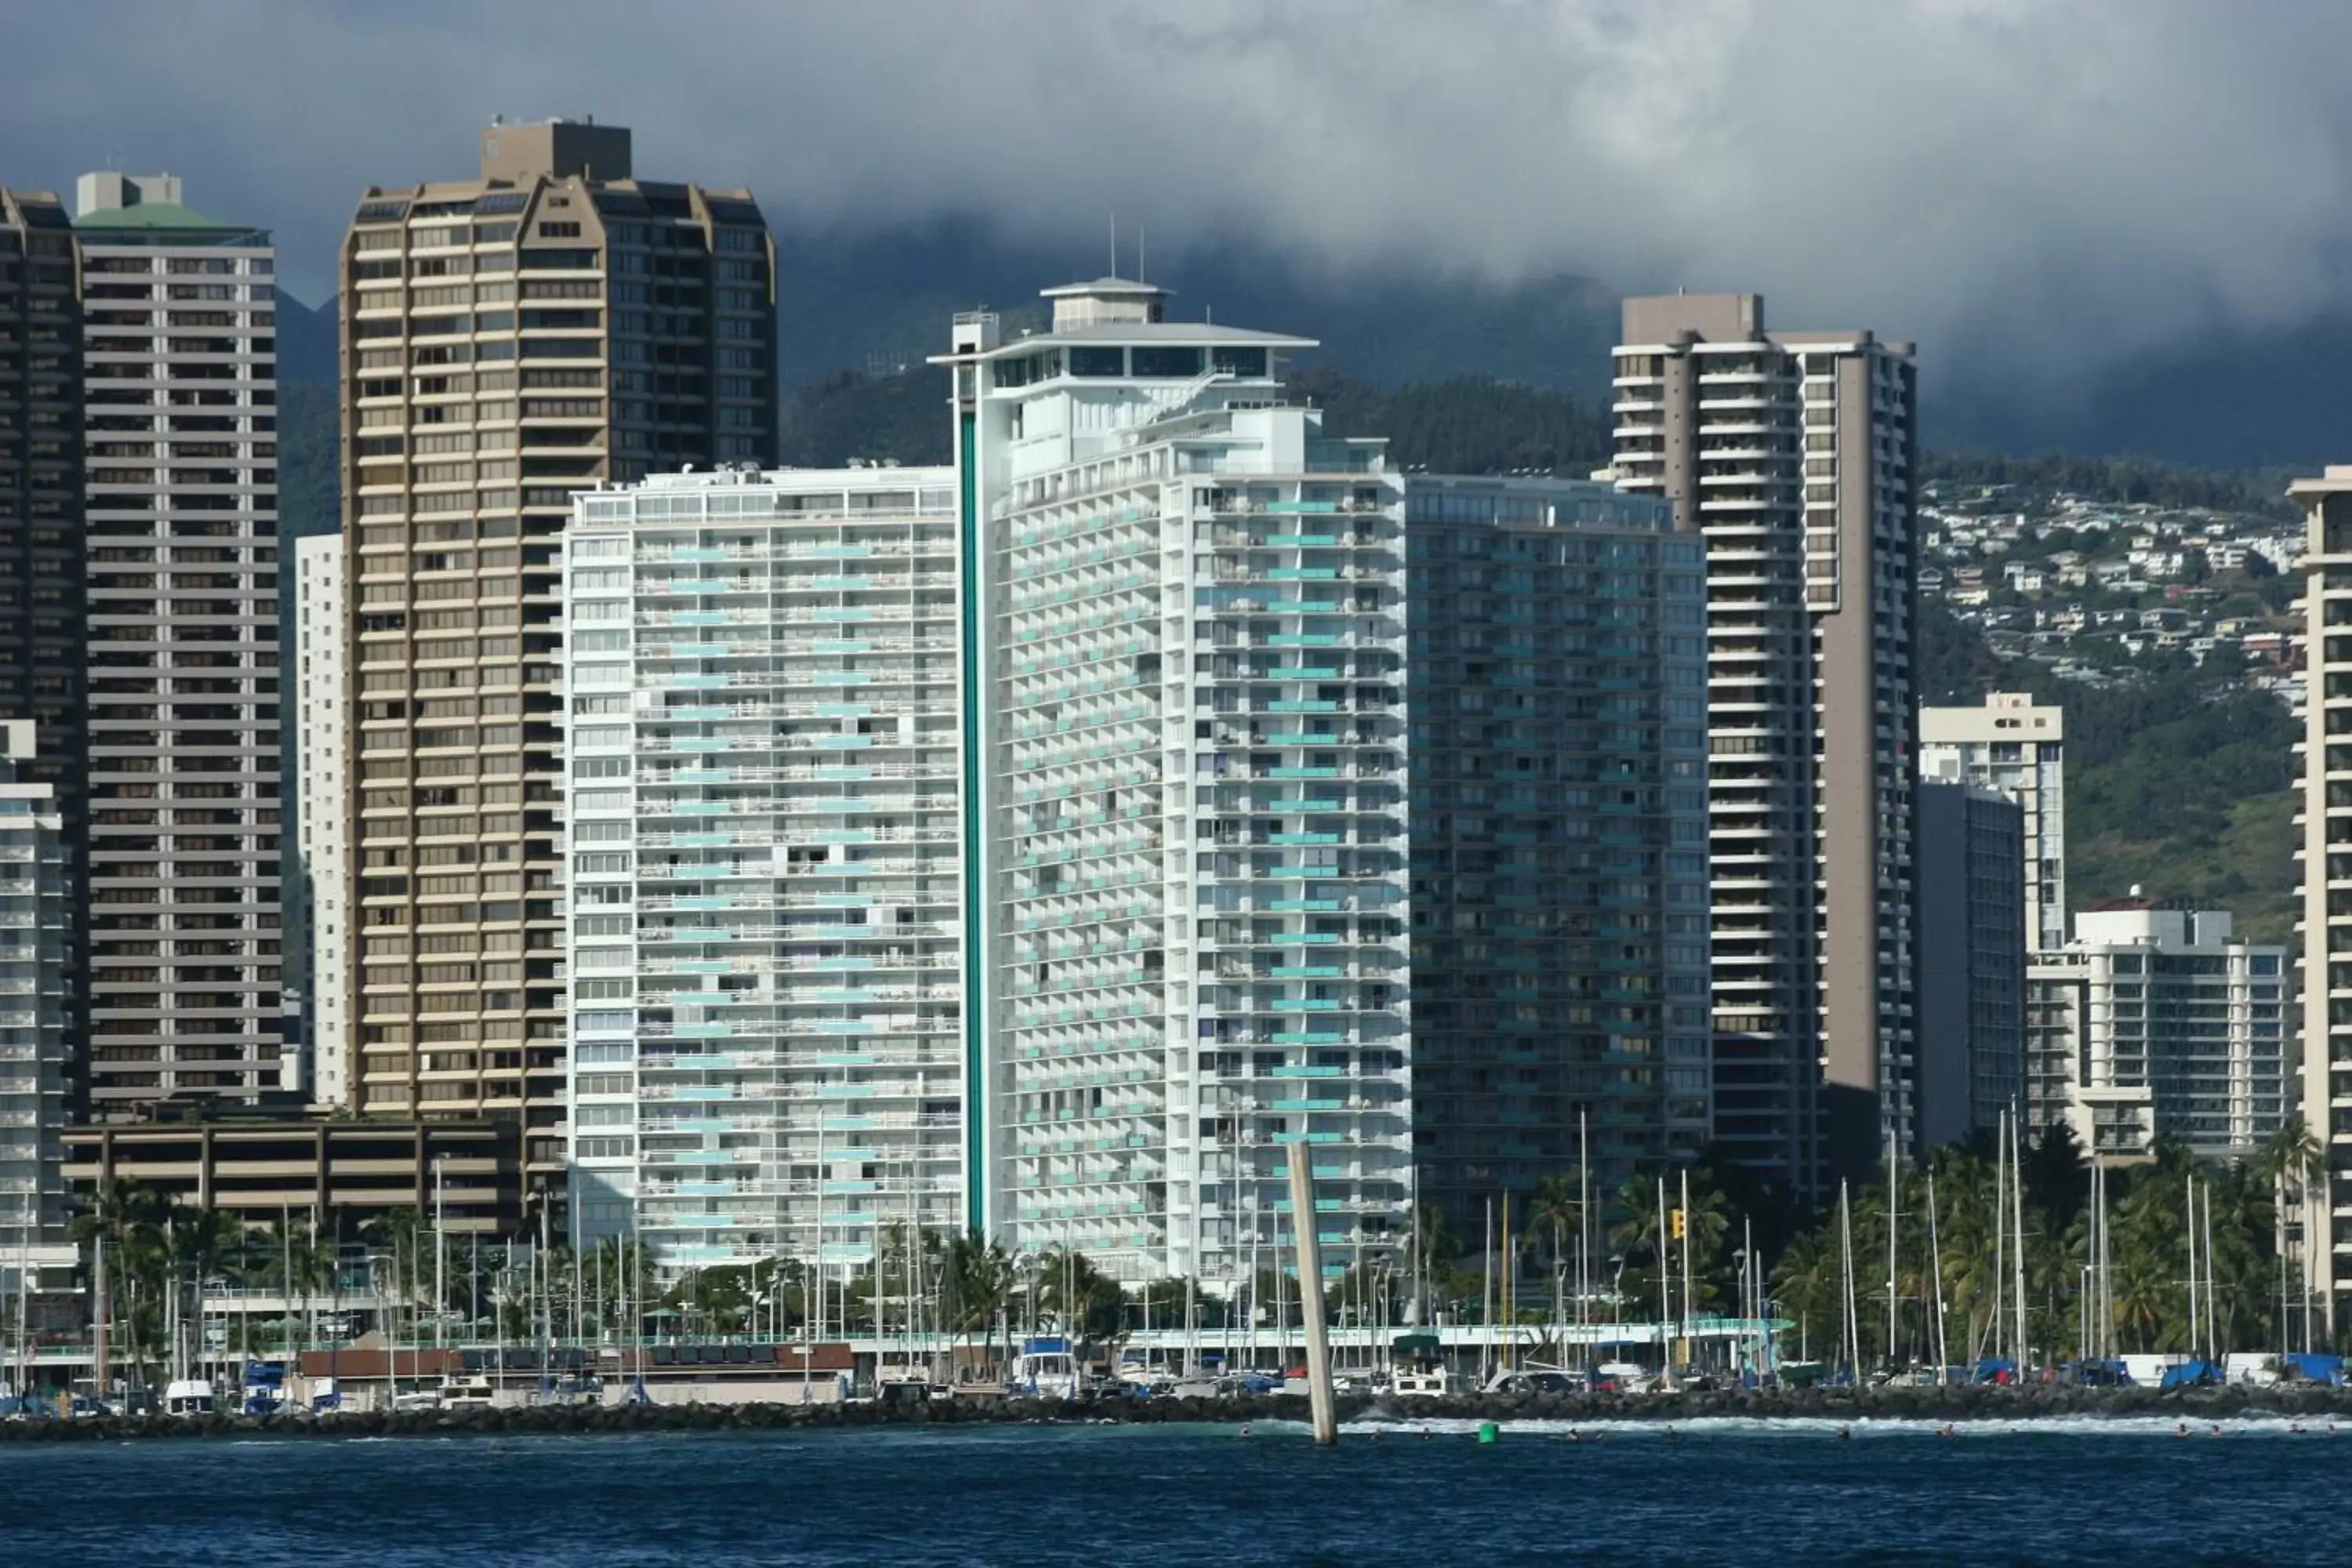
[1403,476,1711,1229]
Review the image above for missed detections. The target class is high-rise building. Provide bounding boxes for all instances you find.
[1610,292,1919,1184]
[937,280,1412,1285]
[2026,900,2287,1163]
[561,465,965,1269]
[73,173,283,1112]
[1401,474,1711,1228]
[336,120,775,1203]
[1915,780,2025,1149]
[0,720,73,1290]
[0,189,85,1056]
[292,532,349,1105]
[2292,465,2352,1330]
[1922,691,2066,953]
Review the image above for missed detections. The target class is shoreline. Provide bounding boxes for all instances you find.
[9,1382,2352,1443]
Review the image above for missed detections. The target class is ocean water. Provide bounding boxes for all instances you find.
[5,1415,2350,1566]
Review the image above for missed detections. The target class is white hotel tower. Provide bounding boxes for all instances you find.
[938,280,1413,1286]
[561,468,966,1268]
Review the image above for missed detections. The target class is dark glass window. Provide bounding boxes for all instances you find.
[1211,346,1268,377]
[1132,346,1203,377]
[1069,346,1126,377]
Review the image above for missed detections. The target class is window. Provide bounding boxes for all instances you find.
[1132,346,1203,378]
[1069,346,1124,378]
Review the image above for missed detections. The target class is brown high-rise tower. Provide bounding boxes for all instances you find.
[333,120,777,1206]
[1612,293,1920,1191]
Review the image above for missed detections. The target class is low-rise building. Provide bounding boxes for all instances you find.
[2026,899,2288,1162]
[63,1102,523,1234]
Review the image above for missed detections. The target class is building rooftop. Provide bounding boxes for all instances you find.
[72,200,239,232]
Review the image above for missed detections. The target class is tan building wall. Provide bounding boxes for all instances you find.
[1613,295,1918,1188]
[334,122,776,1208]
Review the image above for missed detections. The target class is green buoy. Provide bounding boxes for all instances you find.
[1477,1421,1500,1444]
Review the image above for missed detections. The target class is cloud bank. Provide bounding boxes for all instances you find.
[5,0,2351,390]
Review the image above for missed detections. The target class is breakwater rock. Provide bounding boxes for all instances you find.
[9,1381,2352,1443]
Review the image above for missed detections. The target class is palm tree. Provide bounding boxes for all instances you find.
[1769,1226,1840,1363]
[365,1207,426,1347]
[940,1228,1013,1344]
[72,1178,170,1392]
[166,1202,245,1370]
[1523,1173,1585,1275]
[1034,1247,1121,1341]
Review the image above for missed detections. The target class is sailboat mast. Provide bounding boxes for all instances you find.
[1926,1165,1948,1380]
[2185,1172,2200,1367]
[2192,1175,2211,1363]
[1577,1109,1589,1370]
[2009,1110,2027,1375]
[1886,1130,1898,1373]
[1837,1181,1857,1381]
[1481,1197,1494,1386]
[1992,1112,2007,1369]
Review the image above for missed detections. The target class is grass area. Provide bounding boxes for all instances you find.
[2066,789,2298,947]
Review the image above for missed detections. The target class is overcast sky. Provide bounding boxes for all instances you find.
[6,0,2350,390]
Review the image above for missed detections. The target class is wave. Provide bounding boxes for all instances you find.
[1318,1413,2350,1439]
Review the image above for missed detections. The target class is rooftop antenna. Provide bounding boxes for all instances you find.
[1137,226,1145,285]
[1109,211,1117,278]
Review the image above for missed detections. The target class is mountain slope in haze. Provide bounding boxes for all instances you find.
[275,216,2352,468]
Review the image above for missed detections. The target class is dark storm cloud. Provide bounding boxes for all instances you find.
[5,0,2350,382]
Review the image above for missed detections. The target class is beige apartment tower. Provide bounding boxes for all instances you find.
[1612,293,1919,1188]
[74,173,285,1112]
[336,120,775,1196]
[2294,466,2352,1334]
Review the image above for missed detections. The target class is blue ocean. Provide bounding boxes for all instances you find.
[6,1415,2347,1565]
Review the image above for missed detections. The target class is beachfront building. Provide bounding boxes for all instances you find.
[2025,900,2288,1163]
[937,279,1414,1287]
[1401,474,1712,1230]
[561,467,964,1272]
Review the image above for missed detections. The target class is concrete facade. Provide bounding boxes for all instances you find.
[2026,902,2287,1163]
[1915,780,2024,1149]
[0,721,73,1287]
[2292,466,2352,1328]
[0,188,86,1100]
[293,532,349,1105]
[561,466,966,1273]
[1922,691,2067,953]
[937,281,1413,1286]
[336,121,776,1207]
[1612,293,1919,1187]
[1401,474,1711,1230]
[73,175,284,1113]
